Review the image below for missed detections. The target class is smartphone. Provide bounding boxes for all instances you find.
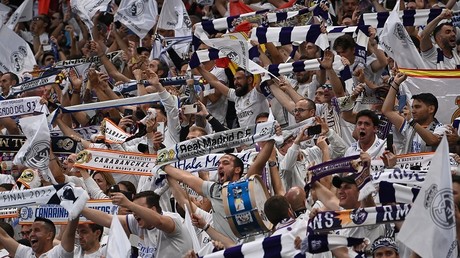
[398,95,407,113]
[453,118,460,130]
[157,122,165,135]
[110,185,120,192]
[123,109,133,117]
[43,44,52,52]
[307,125,322,136]
[386,133,394,153]
[183,104,198,114]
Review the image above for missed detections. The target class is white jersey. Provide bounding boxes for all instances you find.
[15,243,73,258]
[227,88,269,128]
[126,212,192,258]
[345,136,386,159]
[421,46,460,69]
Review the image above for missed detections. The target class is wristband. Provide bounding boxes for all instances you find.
[205,114,212,120]
[408,119,417,128]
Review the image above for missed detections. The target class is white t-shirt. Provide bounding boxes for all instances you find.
[73,244,105,258]
[227,88,269,128]
[0,248,9,258]
[421,46,460,69]
[15,243,73,258]
[345,136,386,159]
[399,119,449,154]
[126,212,191,258]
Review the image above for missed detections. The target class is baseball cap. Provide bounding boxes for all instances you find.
[332,173,357,188]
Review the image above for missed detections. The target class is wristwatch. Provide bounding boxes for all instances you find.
[268,161,278,168]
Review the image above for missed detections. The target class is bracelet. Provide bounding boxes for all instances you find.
[409,119,417,128]
[203,223,210,231]
[205,114,213,121]
[49,157,58,162]
[72,89,81,94]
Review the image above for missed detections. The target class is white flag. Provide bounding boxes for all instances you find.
[378,1,427,69]
[6,0,33,30]
[397,135,458,257]
[0,3,11,27]
[184,204,201,252]
[157,0,191,31]
[106,215,131,258]
[70,0,111,33]
[202,33,249,70]
[114,0,158,39]
[13,114,51,170]
[0,26,36,74]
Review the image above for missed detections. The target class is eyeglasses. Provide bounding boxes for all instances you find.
[322,84,333,89]
[293,108,311,113]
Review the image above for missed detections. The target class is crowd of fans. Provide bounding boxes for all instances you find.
[0,0,460,257]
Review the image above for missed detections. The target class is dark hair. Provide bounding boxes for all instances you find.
[118,181,137,195]
[224,154,244,178]
[356,109,380,127]
[235,67,253,78]
[88,223,104,241]
[41,52,55,65]
[34,217,56,239]
[412,93,438,116]
[0,221,14,238]
[133,191,162,213]
[255,112,269,122]
[264,195,291,225]
[333,34,356,51]
[452,175,460,185]
[152,58,169,78]
[304,98,316,111]
[0,183,14,191]
[4,72,19,85]
[433,22,454,38]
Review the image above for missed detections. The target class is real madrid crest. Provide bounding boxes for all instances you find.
[126,0,145,17]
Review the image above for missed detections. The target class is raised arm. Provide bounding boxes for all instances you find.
[420,9,452,52]
[382,72,406,131]
[163,165,206,196]
[60,217,79,252]
[195,66,230,97]
[81,207,129,234]
[0,225,19,257]
[247,139,275,177]
[111,192,177,234]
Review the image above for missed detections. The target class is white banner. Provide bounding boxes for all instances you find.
[102,118,131,144]
[114,0,158,39]
[399,68,460,125]
[17,200,118,224]
[0,97,43,118]
[9,74,57,96]
[173,151,258,173]
[74,148,157,175]
[156,121,277,165]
